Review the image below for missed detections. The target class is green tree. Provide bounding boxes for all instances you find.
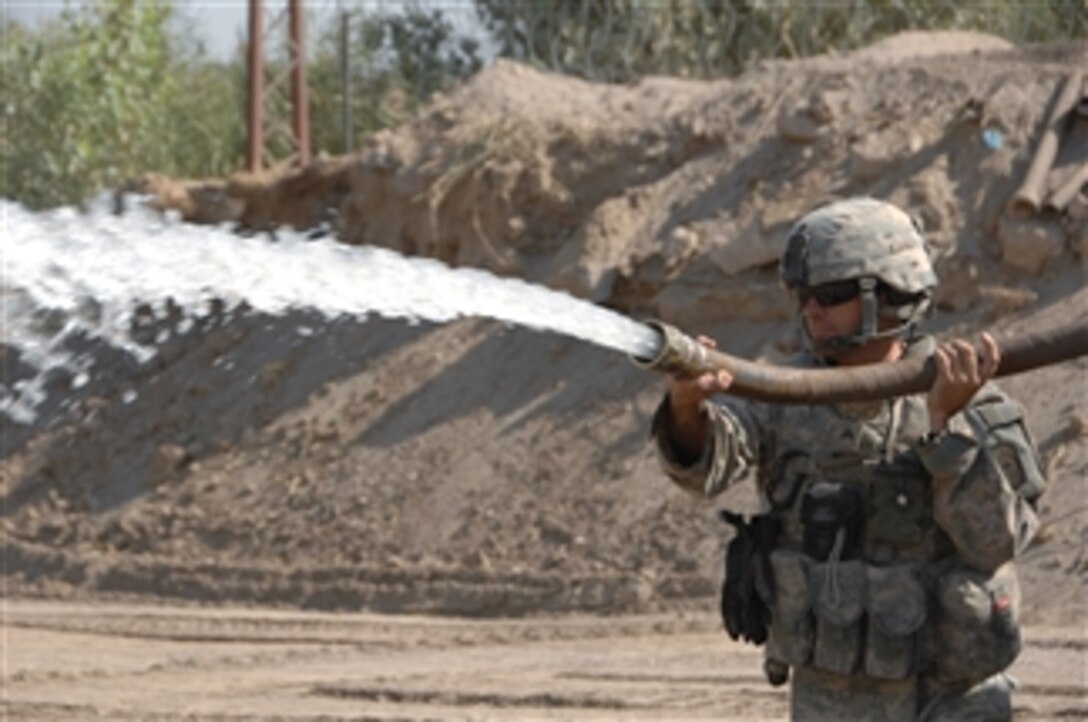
[1,0,245,209]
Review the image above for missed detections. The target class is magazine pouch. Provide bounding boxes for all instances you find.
[765,549,813,667]
[864,563,927,679]
[809,558,866,676]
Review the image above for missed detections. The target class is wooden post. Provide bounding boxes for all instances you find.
[289,0,310,167]
[340,9,351,154]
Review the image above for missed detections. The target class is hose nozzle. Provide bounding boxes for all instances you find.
[629,320,714,379]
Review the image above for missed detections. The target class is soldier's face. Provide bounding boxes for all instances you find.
[800,293,863,343]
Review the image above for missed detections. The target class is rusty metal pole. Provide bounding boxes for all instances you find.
[289,0,311,167]
[340,8,351,154]
[246,0,264,172]
[1008,71,1084,218]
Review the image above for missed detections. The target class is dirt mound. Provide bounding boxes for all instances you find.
[848,29,1015,63]
[3,32,1086,623]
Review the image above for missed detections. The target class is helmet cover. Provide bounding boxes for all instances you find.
[780,197,936,295]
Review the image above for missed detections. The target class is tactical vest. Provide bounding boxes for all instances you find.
[756,395,1026,687]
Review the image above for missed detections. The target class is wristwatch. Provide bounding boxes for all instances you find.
[918,428,947,448]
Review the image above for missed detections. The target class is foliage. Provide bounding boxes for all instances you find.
[307,3,483,155]
[0,0,482,208]
[474,0,1088,82]
[1,0,245,209]
[3,0,1081,208]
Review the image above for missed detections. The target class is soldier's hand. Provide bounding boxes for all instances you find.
[663,335,733,462]
[666,335,735,417]
[927,332,1000,432]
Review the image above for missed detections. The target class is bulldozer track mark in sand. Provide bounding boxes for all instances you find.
[1025,636,1088,651]
[1015,707,1088,720]
[4,599,1082,722]
[1017,683,1088,699]
[311,684,635,710]
[556,671,768,686]
[1,703,426,722]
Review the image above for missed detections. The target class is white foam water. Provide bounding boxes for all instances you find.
[1,196,661,423]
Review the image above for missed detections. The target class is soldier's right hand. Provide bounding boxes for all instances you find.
[666,335,735,417]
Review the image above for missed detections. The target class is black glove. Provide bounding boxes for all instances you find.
[719,509,779,646]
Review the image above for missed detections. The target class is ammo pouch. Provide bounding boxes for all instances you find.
[764,550,928,680]
[800,482,864,561]
[719,511,779,646]
[927,562,1022,685]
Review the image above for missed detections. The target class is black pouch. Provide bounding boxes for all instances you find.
[800,482,865,561]
[868,455,931,548]
[719,510,780,646]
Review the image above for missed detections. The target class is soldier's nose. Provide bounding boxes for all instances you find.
[801,296,823,318]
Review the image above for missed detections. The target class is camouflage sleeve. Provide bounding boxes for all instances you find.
[651,394,766,498]
[917,385,1046,571]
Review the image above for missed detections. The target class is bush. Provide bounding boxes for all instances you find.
[1,0,245,209]
[475,0,1088,83]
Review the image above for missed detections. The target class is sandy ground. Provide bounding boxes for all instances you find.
[2,597,1085,721]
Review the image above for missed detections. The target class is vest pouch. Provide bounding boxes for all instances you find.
[766,549,813,667]
[801,482,865,561]
[974,400,1047,500]
[867,470,930,548]
[809,559,866,676]
[929,562,1022,685]
[864,563,926,680]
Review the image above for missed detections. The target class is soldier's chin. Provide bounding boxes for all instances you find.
[809,335,855,360]
[807,329,837,346]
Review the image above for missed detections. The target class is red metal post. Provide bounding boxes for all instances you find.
[246,0,264,172]
[247,0,310,171]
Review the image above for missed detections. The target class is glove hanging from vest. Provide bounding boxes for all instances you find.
[719,510,779,646]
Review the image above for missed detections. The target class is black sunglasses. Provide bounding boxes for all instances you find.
[796,280,861,308]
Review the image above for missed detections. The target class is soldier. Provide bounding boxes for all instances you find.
[653,197,1046,721]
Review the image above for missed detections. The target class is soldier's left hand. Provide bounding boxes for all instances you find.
[927,332,1000,432]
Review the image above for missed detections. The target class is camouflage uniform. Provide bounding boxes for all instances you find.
[653,198,1046,721]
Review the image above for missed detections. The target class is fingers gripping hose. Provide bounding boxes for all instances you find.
[632,320,1088,404]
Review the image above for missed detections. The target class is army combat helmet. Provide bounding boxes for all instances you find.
[779,197,937,353]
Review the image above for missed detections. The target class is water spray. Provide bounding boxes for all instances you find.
[4,197,1086,423]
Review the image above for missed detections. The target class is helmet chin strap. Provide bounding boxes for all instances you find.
[805,278,916,357]
[859,277,878,340]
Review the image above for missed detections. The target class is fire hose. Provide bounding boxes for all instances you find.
[632,319,1088,404]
